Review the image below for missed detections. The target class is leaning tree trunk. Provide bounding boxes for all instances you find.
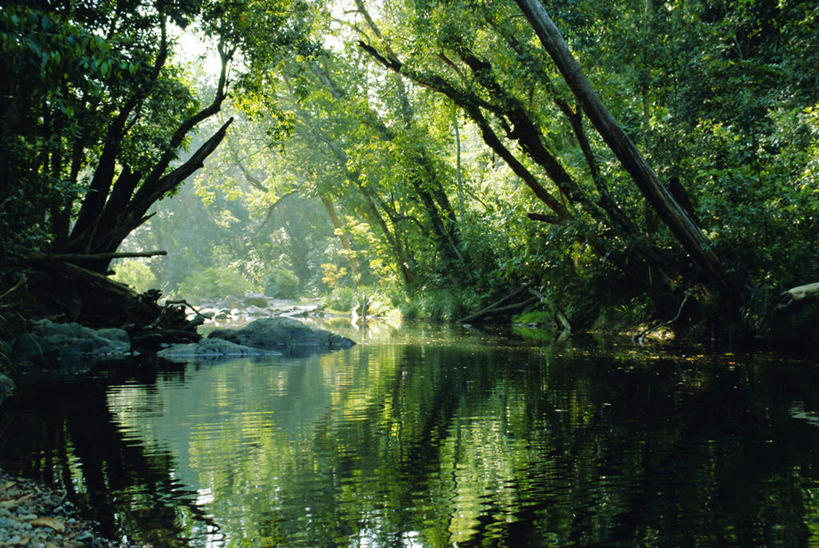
[514,0,747,304]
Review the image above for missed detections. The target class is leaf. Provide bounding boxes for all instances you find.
[0,493,33,506]
[29,517,66,532]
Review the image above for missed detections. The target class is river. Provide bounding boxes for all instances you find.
[1,320,819,546]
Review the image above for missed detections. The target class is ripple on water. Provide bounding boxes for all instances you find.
[2,335,819,546]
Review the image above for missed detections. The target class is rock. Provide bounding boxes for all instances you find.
[245,305,268,317]
[218,296,243,309]
[0,469,121,547]
[12,320,130,361]
[208,317,355,352]
[95,327,130,344]
[157,337,282,361]
[243,293,269,308]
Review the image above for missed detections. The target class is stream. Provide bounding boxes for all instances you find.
[1,320,819,546]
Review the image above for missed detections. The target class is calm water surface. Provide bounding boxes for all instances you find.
[2,321,819,546]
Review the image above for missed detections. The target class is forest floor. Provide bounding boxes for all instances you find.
[0,469,124,547]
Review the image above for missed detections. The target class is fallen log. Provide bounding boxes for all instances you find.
[457,286,528,323]
[781,282,819,306]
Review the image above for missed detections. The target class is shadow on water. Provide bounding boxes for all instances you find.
[0,366,213,546]
[2,327,819,546]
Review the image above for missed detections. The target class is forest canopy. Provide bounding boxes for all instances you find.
[1,0,818,341]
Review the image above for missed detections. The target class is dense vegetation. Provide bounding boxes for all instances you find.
[2,0,818,343]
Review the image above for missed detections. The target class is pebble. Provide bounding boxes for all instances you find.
[0,468,133,547]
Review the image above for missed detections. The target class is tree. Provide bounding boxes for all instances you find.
[513,0,747,303]
[0,1,235,275]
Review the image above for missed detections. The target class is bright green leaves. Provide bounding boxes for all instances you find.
[1,7,111,81]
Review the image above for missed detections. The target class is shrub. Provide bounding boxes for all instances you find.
[324,286,356,312]
[177,267,255,301]
[263,267,300,299]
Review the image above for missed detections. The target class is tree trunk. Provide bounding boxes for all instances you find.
[514,0,746,303]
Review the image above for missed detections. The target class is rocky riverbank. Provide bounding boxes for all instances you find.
[0,469,122,547]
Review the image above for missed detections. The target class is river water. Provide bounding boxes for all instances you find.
[1,320,819,546]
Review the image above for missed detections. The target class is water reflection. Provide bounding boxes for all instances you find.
[2,328,819,546]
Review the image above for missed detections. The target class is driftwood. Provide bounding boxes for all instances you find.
[779,282,819,308]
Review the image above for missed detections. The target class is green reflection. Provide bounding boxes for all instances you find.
[2,329,819,546]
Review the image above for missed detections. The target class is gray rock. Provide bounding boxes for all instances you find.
[218,295,243,309]
[243,293,269,308]
[245,305,269,317]
[208,317,354,352]
[12,319,130,361]
[157,337,282,361]
[95,327,130,343]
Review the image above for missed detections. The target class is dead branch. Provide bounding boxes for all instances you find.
[0,274,27,302]
[634,292,690,345]
[457,287,533,323]
[30,251,167,262]
[165,299,211,319]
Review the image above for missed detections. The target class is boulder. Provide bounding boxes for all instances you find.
[208,317,354,352]
[13,320,130,361]
[243,293,269,308]
[245,305,268,317]
[158,337,282,361]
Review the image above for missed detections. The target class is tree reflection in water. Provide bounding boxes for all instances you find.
[2,333,819,546]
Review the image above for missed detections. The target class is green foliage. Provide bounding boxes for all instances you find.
[398,287,479,323]
[320,263,349,288]
[32,0,816,340]
[263,267,300,299]
[111,260,159,294]
[323,286,357,312]
[177,267,256,302]
[513,310,554,326]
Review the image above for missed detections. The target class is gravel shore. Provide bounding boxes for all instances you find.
[0,469,120,547]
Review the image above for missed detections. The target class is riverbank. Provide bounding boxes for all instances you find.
[0,469,121,547]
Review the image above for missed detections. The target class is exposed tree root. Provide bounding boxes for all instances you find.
[9,257,200,353]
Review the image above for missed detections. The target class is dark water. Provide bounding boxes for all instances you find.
[2,321,819,546]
